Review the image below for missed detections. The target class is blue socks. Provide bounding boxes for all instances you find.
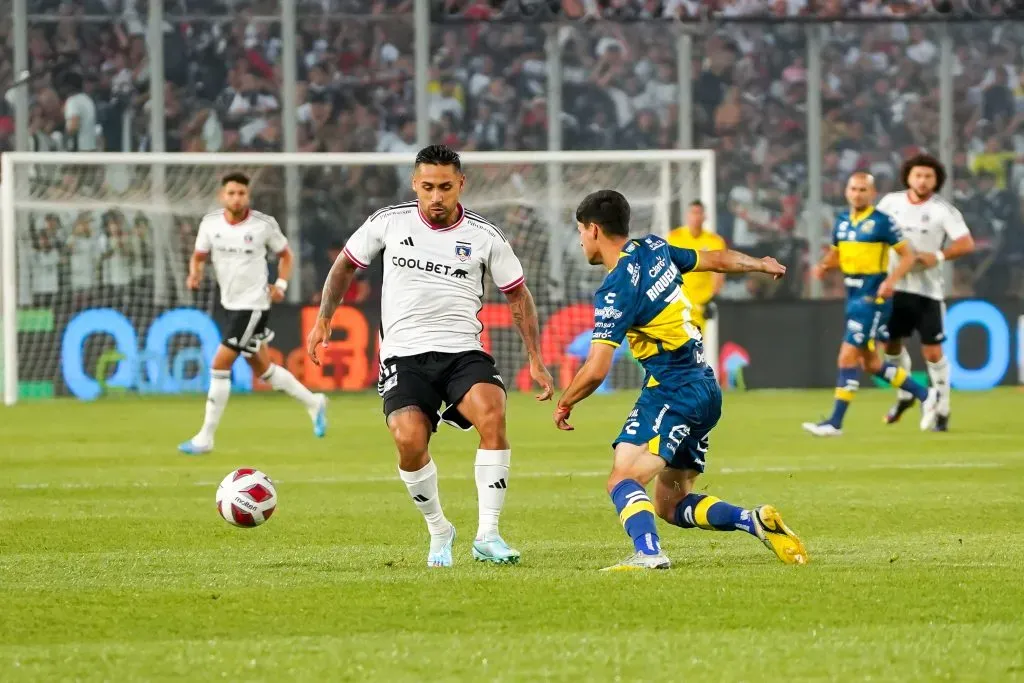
[672,493,756,536]
[828,367,860,428]
[875,363,928,402]
[610,479,661,556]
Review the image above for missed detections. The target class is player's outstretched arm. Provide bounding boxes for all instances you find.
[505,284,554,400]
[692,249,787,279]
[306,253,360,366]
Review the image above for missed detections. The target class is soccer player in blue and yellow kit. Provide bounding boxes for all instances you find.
[802,172,938,437]
[553,190,808,571]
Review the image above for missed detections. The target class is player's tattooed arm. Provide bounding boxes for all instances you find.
[505,284,554,400]
[695,249,787,279]
[317,253,359,321]
[307,253,359,366]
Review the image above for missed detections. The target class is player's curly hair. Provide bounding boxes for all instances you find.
[415,144,462,172]
[576,189,631,237]
[900,154,946,193]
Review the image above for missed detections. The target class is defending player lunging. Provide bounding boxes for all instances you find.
[803,172,938,437]
[307,145,554,568]
[554,190,807,571]
[179,173,328,455]
[878,155,974,431]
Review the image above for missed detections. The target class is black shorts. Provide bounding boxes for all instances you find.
[888,292,946,345]
[378,350,505,432]
[222,309,275,357]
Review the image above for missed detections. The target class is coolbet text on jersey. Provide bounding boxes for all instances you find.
[593,235,720,473]
[342,201,525,361]
[831,205,905,348]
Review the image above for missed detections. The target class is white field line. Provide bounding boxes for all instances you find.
[8,461,1006,491]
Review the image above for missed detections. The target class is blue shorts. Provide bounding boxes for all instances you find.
[613,378,722,473]
[844,297,892,349]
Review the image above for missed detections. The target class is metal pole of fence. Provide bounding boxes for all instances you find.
[939,23,955,297]
[676,30,694,219]
[414,0,430,146]
[545,27,565,304]
[148,0,169,304]
[807,25,824,300]
[13,0,29,152]
[282,0,301,303]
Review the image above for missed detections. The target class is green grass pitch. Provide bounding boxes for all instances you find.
[2,388,1023,681]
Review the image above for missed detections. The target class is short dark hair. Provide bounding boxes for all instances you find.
[414,144,462,172]
[688,200,705,209]
[901,154,946,193]
[575,190,631,237]
[221,172,250,187]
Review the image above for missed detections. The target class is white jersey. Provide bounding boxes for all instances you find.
[877,191,970,301]
[343,202,525,360]
[194,209,288,311]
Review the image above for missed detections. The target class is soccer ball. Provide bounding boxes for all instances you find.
[216,468,277,527]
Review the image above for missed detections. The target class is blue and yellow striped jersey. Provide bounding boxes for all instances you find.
[831,206,905,300]
[591,235,714,387]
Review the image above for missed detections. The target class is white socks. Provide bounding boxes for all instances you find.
[195,365,319,446]
[885,348,913,402]
[399,459,451,551]
[261,364,320,413]
[927,356,951,415]
[196,369,231,445]
[475,449,511,541]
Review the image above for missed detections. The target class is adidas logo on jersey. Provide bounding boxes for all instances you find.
[400,237,415,247]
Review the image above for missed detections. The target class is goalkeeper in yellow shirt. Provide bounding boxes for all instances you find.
[667,200,726,329]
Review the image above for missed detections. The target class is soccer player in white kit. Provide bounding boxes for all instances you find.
[307,145,555,568]
[178,173,328,455]
[877,155,975,431]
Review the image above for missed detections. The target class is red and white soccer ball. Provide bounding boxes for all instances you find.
[216,468,277,528]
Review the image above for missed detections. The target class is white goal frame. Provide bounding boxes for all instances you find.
[1,149,717,406]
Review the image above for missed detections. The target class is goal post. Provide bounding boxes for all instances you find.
[1,149,717,406]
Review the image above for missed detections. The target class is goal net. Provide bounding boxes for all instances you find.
[1,150,716,405]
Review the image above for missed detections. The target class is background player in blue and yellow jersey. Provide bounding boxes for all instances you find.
[553,189,808,571]
[667,200,726,330]
[802,172,938,437]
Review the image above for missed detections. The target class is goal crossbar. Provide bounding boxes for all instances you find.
[0,150,715,167]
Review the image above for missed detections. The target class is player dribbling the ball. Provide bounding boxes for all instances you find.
[308,145,554,568]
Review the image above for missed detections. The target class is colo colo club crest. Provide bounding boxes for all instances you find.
[455,241,472,261]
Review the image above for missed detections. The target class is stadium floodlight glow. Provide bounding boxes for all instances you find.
[1,150,717,405]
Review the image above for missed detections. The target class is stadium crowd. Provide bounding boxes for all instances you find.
[1,0,1022,303]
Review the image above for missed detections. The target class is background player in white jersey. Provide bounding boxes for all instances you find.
[306,145,555,568]
[178,173,328,455]
[878,155,975,431]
